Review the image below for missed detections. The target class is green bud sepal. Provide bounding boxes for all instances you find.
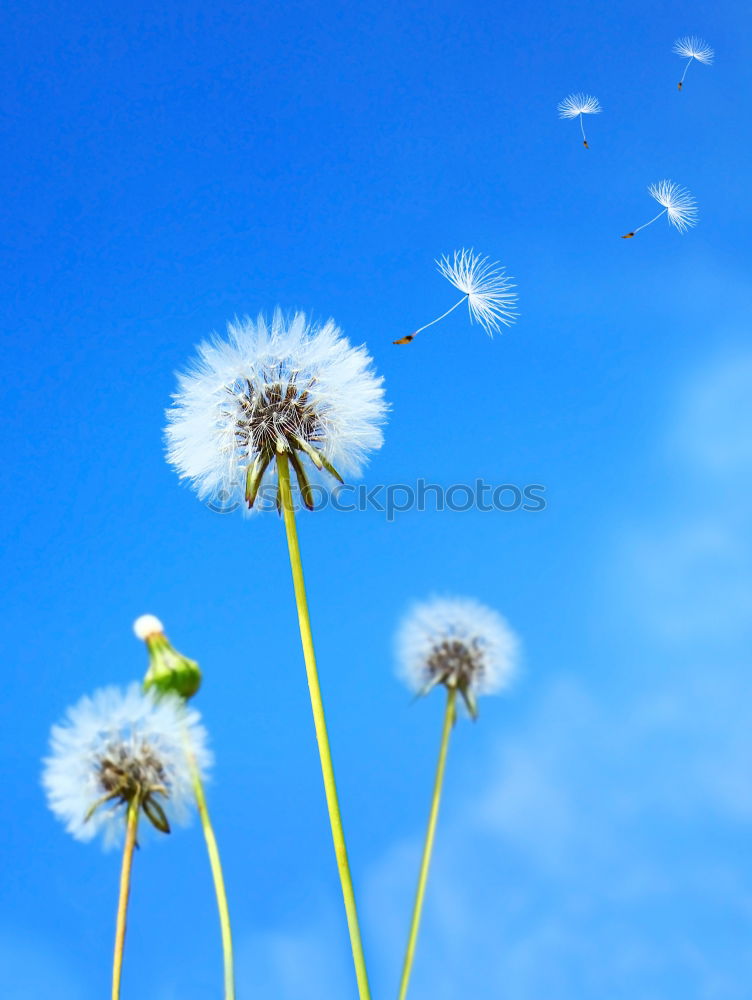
[142,631,202,700]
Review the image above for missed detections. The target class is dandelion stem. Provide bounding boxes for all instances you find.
[579,113,587,145]
[112,794,140,1000]
[397,686,457,1000]
[412,294,468,338]
[680,58,692,85]
[277,450,372,1000]
[187,745,235,1000]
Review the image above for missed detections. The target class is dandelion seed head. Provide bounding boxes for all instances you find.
[42,684,210,848]
[165,310,387,513]
[648,179,699,232]
[436,250,518,335]
[673,36,714,64]
[397,596,519,705]
[557,93,602,118]
[133,614,164,640]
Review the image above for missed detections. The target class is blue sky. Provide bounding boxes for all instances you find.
[1,0,751,997]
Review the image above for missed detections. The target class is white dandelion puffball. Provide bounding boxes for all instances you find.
[557,93,602,118]
[437,250,518,335]
[673,36,714,64]
[397,596,519,703]
[649,179,699,232]
[166,310,387,512]
[42,684,210,848]
[133,614,164,639]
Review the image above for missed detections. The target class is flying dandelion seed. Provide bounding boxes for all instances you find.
[621,180,698,239]
[166,310,387,512]
[557,92,602,148]
[673,36,714,90]
[394,249,517,345]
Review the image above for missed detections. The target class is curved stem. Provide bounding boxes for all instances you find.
[112,795,141,1000]
[276,450,372,1000]
[188,746,235,1000]
[633,206,667,235]
[579,113,587,144]
[412,294,467,338]
[680,57,693,85]
[397,687,457,1000]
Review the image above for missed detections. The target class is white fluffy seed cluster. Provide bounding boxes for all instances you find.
[396,596,519,699]
[42,684,211,848]
[165,310,387,512]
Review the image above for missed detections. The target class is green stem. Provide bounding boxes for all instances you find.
[276,449,372,1000]
[112,794,141,1000]
[397,686,457,1000]
[187,745,235,1000]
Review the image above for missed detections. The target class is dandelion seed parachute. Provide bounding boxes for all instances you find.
[621,179,698,239]
[673,36,714,89]
[557,92,602,148]
[42,684,211,847]
[166,310,387,513]
[394,249,517,345]
[397,596,519,717]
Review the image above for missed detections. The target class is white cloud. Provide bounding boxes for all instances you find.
[618,352,752,644]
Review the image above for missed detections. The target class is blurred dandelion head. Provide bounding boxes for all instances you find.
[673,36,714,64]
[166,310,387,512]
[557,93,602,118]
[648,179,699,232]
[397,596,519,716]
[436,250,518,335]
[42,684,210,847]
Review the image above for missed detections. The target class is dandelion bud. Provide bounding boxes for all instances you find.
[135,615,202,700]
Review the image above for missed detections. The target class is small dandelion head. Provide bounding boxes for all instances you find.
[648,179,699,232]
[673,36,714,64]
[397,596,519,718]
[42,684,211,848]
[165,310,387,514]
[557,93,602,118]
[436,250,518,336]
